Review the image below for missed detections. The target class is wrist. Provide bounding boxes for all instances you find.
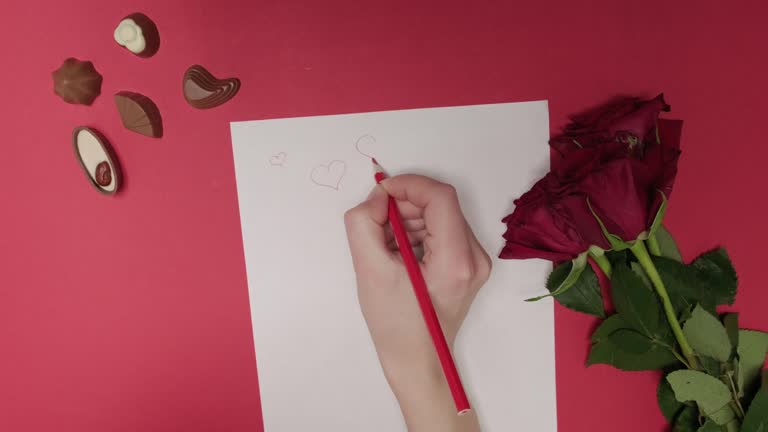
[384,355,445,400]
[382,355,480,432]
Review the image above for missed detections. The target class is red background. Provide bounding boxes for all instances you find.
[2,1,766,430]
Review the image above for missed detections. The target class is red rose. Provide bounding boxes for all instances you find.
[556,137,678,243]
[636,118,683,201]
[500,173,611,261]
[501,95,683,262]
[578,157,651,242]
[554,97,683,237]
[551,94,670,155]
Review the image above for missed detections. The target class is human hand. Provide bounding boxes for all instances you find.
[344,174,491,432]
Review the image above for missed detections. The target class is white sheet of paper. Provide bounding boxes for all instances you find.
[231,101,557,432]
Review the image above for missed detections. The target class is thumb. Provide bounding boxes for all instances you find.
[344,185,391,273]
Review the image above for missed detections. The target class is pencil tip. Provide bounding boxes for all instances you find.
[371,158,385,175]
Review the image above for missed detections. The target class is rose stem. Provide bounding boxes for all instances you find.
[646,233,662,256]
[590,253,612,278]
[726,373,746,418]
[630,240,699,369]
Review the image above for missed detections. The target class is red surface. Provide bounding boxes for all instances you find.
[2,1,767,431]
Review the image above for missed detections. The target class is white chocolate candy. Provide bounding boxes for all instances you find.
[114,18,146,54]
[73,127,120,194]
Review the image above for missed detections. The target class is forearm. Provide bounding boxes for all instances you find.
[383,357,481,432]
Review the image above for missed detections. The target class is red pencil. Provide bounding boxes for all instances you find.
[372,158,471,415]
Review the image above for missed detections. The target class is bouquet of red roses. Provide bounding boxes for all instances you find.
[500,95,767,431]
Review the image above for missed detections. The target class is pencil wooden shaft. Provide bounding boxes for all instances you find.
[386,194,471,414]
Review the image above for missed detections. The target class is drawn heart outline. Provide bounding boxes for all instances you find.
[310,160,347,190]
[355,135,378,159]
[270,152,287,166]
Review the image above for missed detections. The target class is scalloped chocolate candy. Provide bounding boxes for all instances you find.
[114,13,160,58]
[73,127,121,195]
[52,58,103,105]
[114,91,163,138]
[182,65,240,109]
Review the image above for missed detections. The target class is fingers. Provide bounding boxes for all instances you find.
[385,227,428,250]
[350,175,491,288]
[344,185,392,273]
[400,218,426,233]
[394,200,423,220]
[380,175,474,271]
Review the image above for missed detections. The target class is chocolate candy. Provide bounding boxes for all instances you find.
[73,127,121,195]
[52,58,103,105]
[114,13,160,58]
[114,91,163,138]
[183,65,240,109]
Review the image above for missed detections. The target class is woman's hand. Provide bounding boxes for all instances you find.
[344,174,490,432]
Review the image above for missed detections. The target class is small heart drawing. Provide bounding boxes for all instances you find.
[310,160,347,190]
[270,152,287,166]
[355,134,378,158]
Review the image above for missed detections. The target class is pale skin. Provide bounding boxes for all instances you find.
[344,174,491,432]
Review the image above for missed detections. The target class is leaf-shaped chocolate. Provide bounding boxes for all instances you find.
[114,91,163,138]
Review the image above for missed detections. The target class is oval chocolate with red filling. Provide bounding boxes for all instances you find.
[72,127,121,195]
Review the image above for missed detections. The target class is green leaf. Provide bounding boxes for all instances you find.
[738,330,768,398]
[652,256,701,317]
[742,391,768,432]
[691,248,738,307]
[630,261,653,291]
[659,376,687,422]
[724,314,739,351]
[648,191,668,237]
[655,224,683,262]
[608,328,653,354]
[546,260,605,318]
[527,253,588,302]
[724,420,742,432]
[683,305,733,362]
[591,314,627,343]
[667,370,732,417]
[741,390,768,432]
[606,249,630,267]
[741,391,768,432]
[650,249,736,319]
[699,356,723,377]
[588,315,679,371]
[611,263,661,338]
[697,420,721,432]
[708,403,737,426]
[680,305,696,325]
[674,406,702,432]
